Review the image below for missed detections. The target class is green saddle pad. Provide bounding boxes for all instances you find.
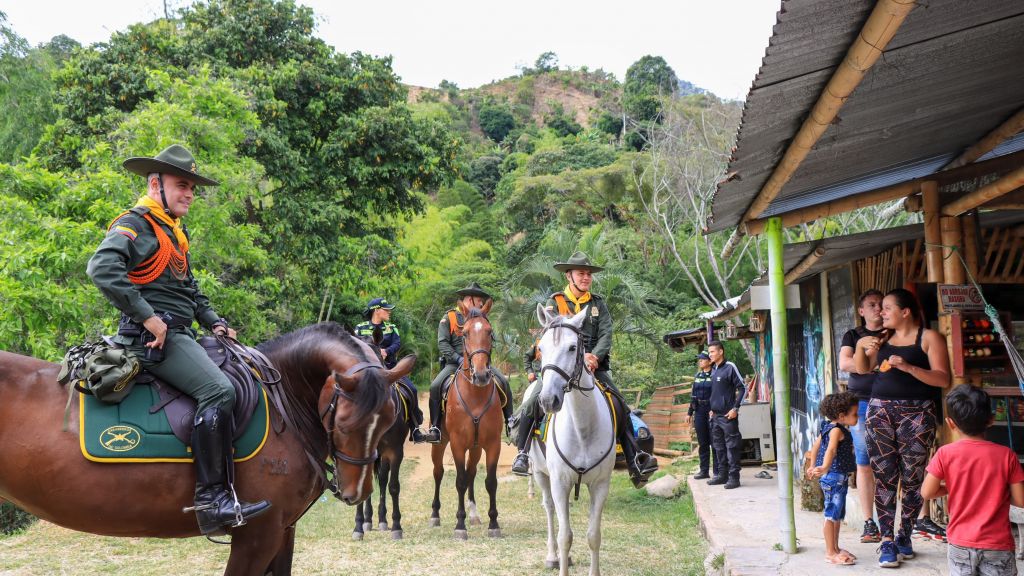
[79,384,269,463]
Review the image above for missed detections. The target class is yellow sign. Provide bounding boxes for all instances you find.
[100,425,141,452]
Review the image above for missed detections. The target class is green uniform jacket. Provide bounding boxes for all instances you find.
[86,206,221,329]
[437,309,466,366]
[523,340,541,377]
[545,291,613,371]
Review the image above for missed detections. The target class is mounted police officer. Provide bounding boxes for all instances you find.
[87,144,270,535]
[522,327,542,386]
[417,282,515,444]
[686,350,717,480]
[510,252,659,488]
[354,298,429,443]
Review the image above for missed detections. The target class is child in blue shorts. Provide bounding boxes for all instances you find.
[808,391,860,565]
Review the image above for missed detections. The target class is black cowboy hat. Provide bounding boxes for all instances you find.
[553,251,604,273]
[123,144,219,187]
[455,282,491,299]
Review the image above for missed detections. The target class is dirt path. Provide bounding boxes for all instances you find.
[404,391,517,485]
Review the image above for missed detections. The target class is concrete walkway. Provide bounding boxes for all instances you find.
[691,467,954,575]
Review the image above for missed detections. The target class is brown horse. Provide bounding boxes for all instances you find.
[429,302,503,539]
[0,322,413,575]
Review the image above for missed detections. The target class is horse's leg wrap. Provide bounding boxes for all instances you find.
[188,407,272,534]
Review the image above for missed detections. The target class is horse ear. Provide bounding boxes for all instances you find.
[385,355,416,383]
[333,370,358,393]
[481,298,493,316]
[570,308,587,327]
[536,303,551,327]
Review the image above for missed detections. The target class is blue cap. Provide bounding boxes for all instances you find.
[697,351,710,360]
[366,298,396,311]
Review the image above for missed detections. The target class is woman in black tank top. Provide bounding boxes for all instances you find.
[851,288,950,562]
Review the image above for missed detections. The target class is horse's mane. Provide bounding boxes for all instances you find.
[257,321,389,460]
[466,307,486,320]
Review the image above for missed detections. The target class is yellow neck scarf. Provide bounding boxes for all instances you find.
[563,284,591,314]
[136,195,189,252]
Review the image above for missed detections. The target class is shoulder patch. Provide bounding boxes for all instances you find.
[112,222,139,241]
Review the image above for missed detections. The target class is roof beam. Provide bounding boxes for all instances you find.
[942,165,1024,216]
[720,0,918,258]
[942,107,1024,171]
[744,148,1024,235]
[784,246,825,285]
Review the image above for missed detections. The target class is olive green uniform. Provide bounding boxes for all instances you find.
[519,291,616,419]
[523,340,541,381]
[86,206,233,413]
[427,309,514,428]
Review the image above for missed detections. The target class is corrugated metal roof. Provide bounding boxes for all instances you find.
[708,0,1024,233]
[780,211,1024,283]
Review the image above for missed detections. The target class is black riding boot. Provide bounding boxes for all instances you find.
[190,407,271,535]
[620,422,658,489]
[417,386,441,443]
[511,413,536,476]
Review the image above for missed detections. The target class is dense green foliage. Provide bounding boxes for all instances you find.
[1,4,756,403]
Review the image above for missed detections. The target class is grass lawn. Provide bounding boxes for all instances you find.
[1,456,706,575]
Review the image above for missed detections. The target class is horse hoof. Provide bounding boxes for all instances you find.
[488,528,502,538]
[453,529,468,540]
[391,530,403,540]
[429,518,440,528]
[469,517,482,526]
[362,522,373,532]
[545,560,559,570]
[378,522,389,531]
[351,532,363,541]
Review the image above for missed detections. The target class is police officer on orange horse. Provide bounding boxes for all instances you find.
[510,252,659,488]
[416,283,515,443]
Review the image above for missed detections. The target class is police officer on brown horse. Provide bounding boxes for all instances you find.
[511,252,659,488]
[87,144,270,535]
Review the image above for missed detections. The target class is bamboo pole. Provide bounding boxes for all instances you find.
[940,216,965,284]
[943,107,1024,170]
[923,181,945,283]
[765,217,796,554]
[721,0,918,257]
[962,212,980,279]
[784,246,825,285]
[942,165,1024,217]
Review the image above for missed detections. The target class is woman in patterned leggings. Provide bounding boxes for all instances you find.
[853,288,949,568]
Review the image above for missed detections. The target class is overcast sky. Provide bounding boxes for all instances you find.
[4,0,779,100]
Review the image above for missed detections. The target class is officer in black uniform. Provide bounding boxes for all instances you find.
[687,350,717,480]
[353,298,428,443]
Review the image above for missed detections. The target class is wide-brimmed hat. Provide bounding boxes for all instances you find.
[553,251,604,273]
[455,282,491,299]
[123,144,219,187]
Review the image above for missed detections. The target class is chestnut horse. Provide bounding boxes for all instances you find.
[0,322,413,575]
[429,303,504,539]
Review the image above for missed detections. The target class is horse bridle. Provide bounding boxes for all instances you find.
[320,361,384,498]
[539,320,593,393]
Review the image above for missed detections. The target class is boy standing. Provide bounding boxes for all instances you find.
[808,391,860,566]
[922,385,1024,576]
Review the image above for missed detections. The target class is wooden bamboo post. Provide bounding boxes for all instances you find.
[962,212,980,280]
[943,165,1024,217]
[941,216,965,284]
[922,181,944,283]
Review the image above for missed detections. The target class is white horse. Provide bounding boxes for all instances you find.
[530,304,617,576]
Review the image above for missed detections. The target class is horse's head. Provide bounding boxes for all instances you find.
[461,300,493,387]
[320,344,415,505]
[535,303,588,414]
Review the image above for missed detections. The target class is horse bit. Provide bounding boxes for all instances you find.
[320,361,383,499]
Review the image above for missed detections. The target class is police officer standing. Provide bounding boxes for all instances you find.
[87,144,270,534]
[707,340,747,489]
[686,350,717,480]
[354,298,429,443]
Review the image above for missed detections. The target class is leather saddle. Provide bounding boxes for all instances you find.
[109,335,278,444]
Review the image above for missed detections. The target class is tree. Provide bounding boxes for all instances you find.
[478,100,516,142]
[624,55,678,132]
[534,51,558,73]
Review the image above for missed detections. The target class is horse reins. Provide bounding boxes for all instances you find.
[453,357,497,449]
[541,319,614,500]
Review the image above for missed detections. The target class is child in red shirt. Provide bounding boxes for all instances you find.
[922,384,1024,576]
